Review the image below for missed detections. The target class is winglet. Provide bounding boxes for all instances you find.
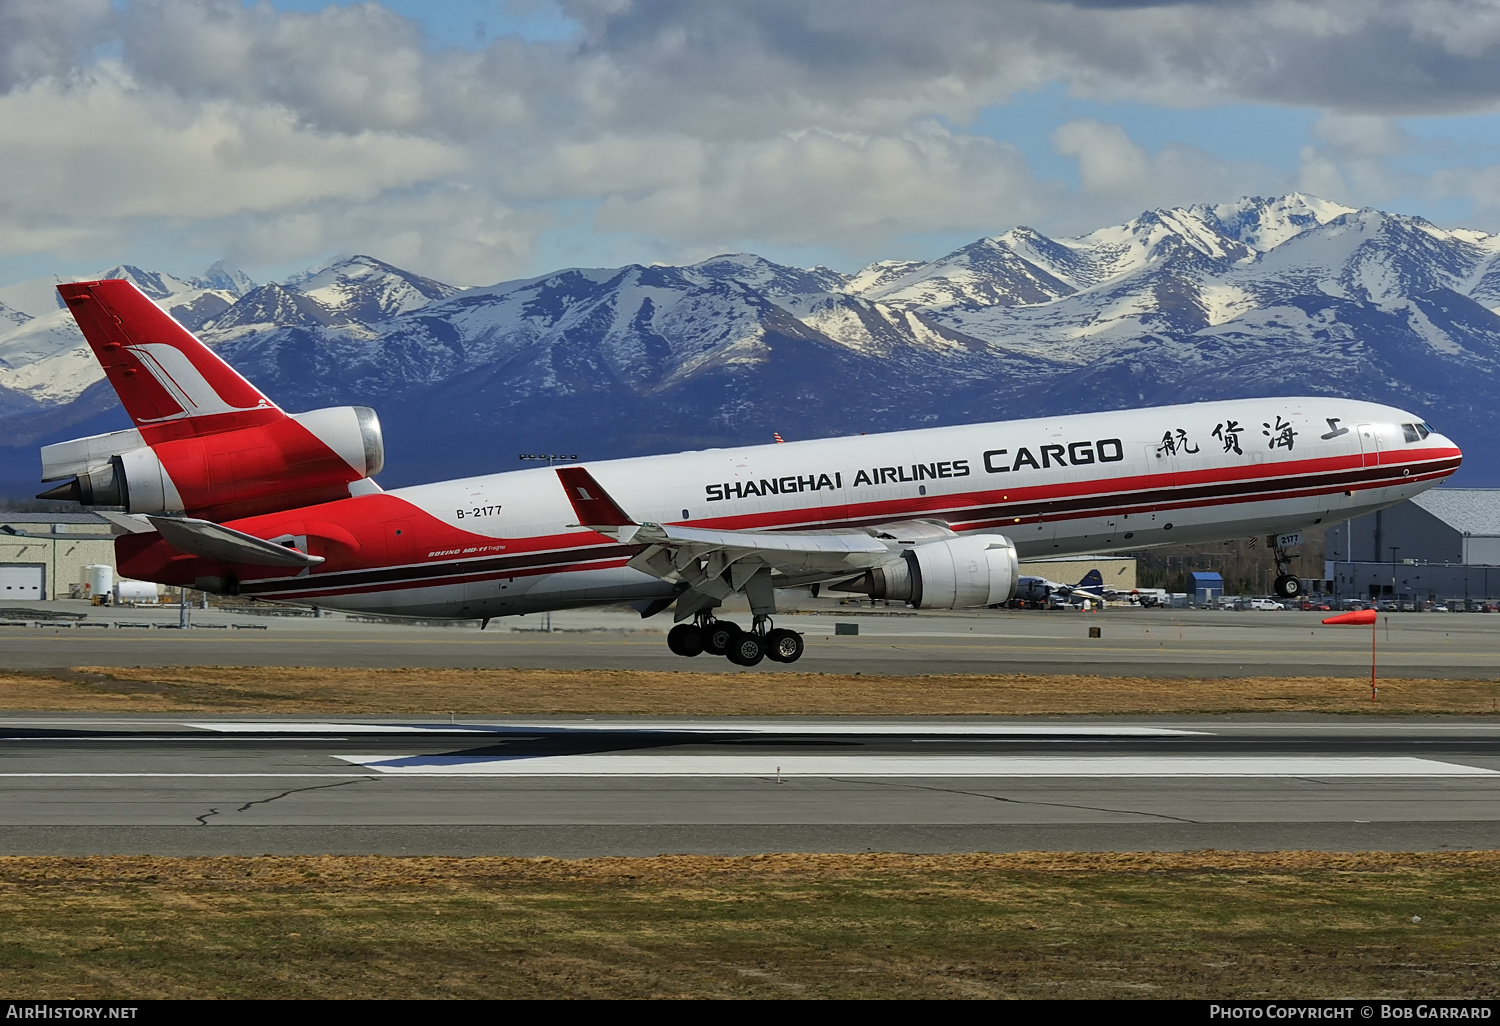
[556,466,636,534]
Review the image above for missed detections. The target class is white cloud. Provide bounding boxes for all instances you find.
[1050,119,1272,222]
[0,71,464,221]
[0,0,110,92]
[1294,115,1417,210]
[590,123,1054,254]
[7,1,1500,285]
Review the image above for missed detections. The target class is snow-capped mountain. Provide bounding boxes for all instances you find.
[5,194,1500,498]
[205,255,460,341]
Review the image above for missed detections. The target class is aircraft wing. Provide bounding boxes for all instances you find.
[146,516,325,567]
[555,466,899,601]
[623,520,893,575]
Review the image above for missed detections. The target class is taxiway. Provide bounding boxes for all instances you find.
[2,601,1499,678]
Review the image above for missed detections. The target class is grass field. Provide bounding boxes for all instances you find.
[1,852,1496,999]
[0,665,1496,715]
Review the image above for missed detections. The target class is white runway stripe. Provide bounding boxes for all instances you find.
[185,721,1208,736]
[333,754,1500,777]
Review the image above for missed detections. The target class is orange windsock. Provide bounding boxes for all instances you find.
[1323,609,1377,625]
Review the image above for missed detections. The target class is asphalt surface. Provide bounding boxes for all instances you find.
[1,714,1497,855]
[2,600,1499,678]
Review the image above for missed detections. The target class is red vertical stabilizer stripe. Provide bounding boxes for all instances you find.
[555,466,636,527]
[57,280,282,436]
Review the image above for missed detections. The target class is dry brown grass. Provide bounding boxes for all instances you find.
[2,852,1498,998]
[0,665,1496,715]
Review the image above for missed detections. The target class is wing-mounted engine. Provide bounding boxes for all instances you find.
[37,405,384,519]
[836,533,1019,609]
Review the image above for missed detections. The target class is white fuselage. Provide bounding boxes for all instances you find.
[236,396,1460,618]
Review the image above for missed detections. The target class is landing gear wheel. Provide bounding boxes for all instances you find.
[763,628,804,663]
[667,623,704,657]
[1273,574,1302,599]
[725,632,765,666]
[703,621,741,656]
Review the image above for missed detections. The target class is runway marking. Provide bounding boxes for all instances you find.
[0,773,370,778]
[182,722,506,734]
[184,721,1207,736]
[332,754,1500,777]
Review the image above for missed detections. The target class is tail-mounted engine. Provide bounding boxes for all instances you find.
[37,405,384,520]
[839,533,1019,609]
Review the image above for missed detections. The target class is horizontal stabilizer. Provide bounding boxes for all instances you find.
[146,516,324,567]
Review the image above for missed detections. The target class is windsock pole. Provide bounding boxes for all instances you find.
[1322,608,1379,702]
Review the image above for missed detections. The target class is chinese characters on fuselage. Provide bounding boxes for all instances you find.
[1156,429,1200,457]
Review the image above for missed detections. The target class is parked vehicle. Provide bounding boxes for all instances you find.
[1248,597,1285,610]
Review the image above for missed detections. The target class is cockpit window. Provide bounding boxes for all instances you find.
[1402,423,1420,443]
[1417,423,1432,439]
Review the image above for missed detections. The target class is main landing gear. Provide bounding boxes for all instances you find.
[666,615,805,666]
[1269,534,1304,600]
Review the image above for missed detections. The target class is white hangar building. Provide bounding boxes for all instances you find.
[0,511,118,602]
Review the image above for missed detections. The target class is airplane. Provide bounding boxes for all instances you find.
[36,279,1462,666]
[1011,568,1106,609]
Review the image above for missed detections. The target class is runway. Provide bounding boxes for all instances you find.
[2,714,1497,855]
[4,601,1500,677]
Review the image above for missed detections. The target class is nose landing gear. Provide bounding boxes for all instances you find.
[666,615,804,664]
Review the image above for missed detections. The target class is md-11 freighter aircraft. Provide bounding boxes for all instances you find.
[38,280,1462,665]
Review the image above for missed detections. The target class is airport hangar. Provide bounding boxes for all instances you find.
[1324,487,1500,604]
[0,511,117,603]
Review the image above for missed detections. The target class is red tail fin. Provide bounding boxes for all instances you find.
[58,279,280,440]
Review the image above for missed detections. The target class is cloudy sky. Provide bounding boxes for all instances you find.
[7,0,1500,289]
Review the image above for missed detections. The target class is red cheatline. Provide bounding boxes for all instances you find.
[1322,608,1376,625]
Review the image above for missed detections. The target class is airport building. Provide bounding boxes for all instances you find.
[1324,488,1500,604]
[1017,556,1137,593]
[0,511,117,602]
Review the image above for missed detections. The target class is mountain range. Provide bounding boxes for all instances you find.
[3,192,1498,499]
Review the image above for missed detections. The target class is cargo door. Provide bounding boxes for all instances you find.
[1356,423,1381,469]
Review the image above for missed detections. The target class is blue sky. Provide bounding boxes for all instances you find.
[5,0,1500,292]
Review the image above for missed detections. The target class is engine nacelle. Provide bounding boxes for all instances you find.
[854,533,1019,609]
[290,406,384,480]
[38,405,384,518]
[68,447,183,511]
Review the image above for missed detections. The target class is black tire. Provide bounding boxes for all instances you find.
[1273,574,1302,599]
[726,632,765,666]
[703,621,741,656]
[667,623,704,657]
[763,628,804,663]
